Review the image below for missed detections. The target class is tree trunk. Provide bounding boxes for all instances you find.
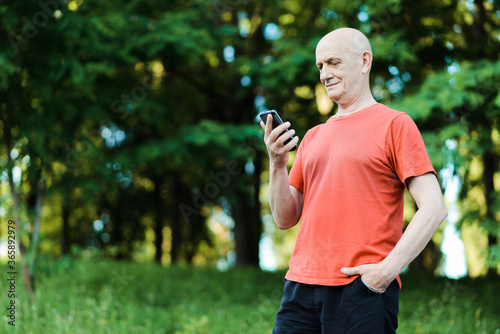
[170,178,182,263]
[29,180,45,273]
[232,191,261,266]
[472,0,498,275]
[482,150,498,275]
[3,112,35,296]
[61,195,71,255]
[232,154,263,267]
[153,176,164,264]
[110,204,124,260]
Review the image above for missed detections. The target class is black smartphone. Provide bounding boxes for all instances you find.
[259,110,297,151]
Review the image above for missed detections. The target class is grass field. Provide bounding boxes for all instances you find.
[0,257,498,333]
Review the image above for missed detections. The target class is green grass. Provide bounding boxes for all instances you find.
[0,257,498,333]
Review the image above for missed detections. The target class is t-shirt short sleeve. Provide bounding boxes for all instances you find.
[387,113,436,187]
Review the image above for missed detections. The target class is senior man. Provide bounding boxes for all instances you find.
[261,27,448,334]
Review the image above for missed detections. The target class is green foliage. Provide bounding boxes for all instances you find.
[0,259,499,333]
[394,58,500,269]
[399,273,500,334]
[1,0,500,276]
[2,258,283,333]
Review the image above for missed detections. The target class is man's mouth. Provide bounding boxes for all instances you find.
[325,80,339,88]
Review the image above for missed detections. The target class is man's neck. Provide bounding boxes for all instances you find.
[335,94,377,117]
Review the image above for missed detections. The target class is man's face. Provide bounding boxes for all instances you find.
[315,40,364,105]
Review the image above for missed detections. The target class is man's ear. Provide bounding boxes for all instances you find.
[361,51,372,74]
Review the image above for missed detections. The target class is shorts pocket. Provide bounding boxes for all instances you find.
[340,277,386,332]
[357,276,383,295]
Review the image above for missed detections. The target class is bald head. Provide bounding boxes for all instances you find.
[317,28,372,58]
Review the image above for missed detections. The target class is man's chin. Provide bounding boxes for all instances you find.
[327,92,340,102]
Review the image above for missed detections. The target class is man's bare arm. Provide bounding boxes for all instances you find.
[381,173,448,276]
[261,115,302,230]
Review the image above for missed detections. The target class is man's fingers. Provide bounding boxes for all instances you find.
[269,121,290,141]
[276,128,295,143]
[265,114,273,133]
[262,115,275,141]
[341,267,361,276]
[285,135,299,150]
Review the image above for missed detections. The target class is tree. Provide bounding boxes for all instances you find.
[393,0,500,274]
[3,0,498,279]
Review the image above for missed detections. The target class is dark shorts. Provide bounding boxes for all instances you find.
[273,277,399,334]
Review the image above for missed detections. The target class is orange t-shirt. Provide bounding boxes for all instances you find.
[286,103,435,287]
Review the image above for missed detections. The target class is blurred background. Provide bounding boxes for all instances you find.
[1,0,499,333]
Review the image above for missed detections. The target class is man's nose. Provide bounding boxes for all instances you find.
[320,68,333,84]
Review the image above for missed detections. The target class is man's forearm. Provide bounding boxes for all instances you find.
[269,164,301,230]
[382,202,448,278]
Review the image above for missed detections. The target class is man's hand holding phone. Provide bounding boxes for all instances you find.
[259,110,299,169]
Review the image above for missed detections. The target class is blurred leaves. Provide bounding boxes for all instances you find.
[0,0,499,273]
